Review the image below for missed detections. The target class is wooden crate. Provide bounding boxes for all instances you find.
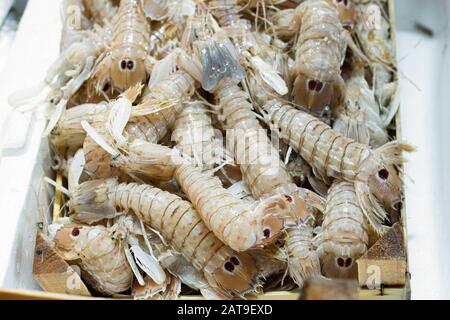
[0,0,410,300]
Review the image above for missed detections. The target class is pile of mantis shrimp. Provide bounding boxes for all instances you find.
[12,0,414,299]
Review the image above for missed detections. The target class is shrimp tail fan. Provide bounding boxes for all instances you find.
[354,180,389,236]
[70,178,119,224]
[199,40,245,92]
[374,141,416,167]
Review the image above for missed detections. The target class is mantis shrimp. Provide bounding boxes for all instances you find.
[334,66,389,148]
[290,0,348,116]
[318,82,375,278]
[50,223,134,295]
[49,215,167,297]
[48,153,261,299]
[318,181,369,279]
[354,1,398,110]
[281,187,326,288]
[172,101,228,171]
[190,21,292,198]
[46,155,168,297]
[89,0,152,95]
[10,0,147,129]
[174,163,296,251]
[263,101,413,234]
[207,1,289,99]
[67,178,261,298]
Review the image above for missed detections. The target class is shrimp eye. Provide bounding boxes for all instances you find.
[224,262,235,272]
[378,168,389,180]
[308,80,324,92]
[230,257,240,266]
[71,227,80,237]
[345,258,352,267]
[103,83,110,92]
[337,257,345,267]
[127,60,135,70]
[308,80,317,91]
[335,0,349,6]
[284,195,293,203]
[315,81,324,92]
[120,60,127,70]
[263,228,271,239]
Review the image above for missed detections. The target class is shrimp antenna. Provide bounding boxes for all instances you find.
[44,177,71,197]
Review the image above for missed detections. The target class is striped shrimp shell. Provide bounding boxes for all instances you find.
[291,0,347,116]
[69,179,261,297]
[319,181,369,278]
[286,224,321,288]
[127,70,196,143]
[172,102,224,171]
[214,80,293,199]
[263,101,410,233]
[91,0,151,94]
[174,163,295,251]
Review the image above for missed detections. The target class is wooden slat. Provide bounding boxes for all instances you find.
[52,170,64,223]
[0,287,410,301]
[32,232,91,297]
[0,288,99,300]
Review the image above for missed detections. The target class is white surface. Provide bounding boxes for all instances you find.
[0,0,61,290]
[0,0,450,299]
[0,0,14,26]
[395,0,450,299]
[0,1,28,72]
[0,11,19,72]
